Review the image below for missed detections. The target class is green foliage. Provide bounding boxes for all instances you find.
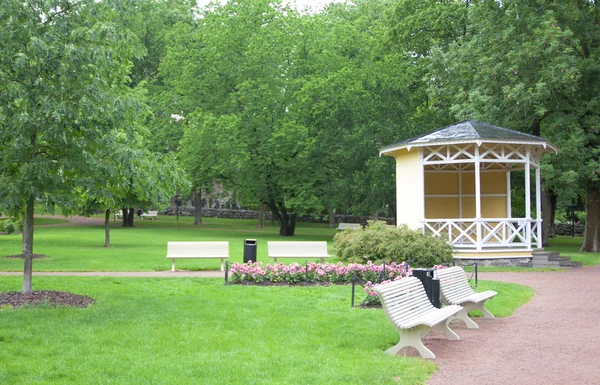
[0,218,23,234]
[333,221,454,268]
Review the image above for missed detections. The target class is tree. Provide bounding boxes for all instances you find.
[162,0,324,235]
[423,0,600,251]
[0,0,145,292]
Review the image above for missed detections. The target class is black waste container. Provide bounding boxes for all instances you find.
[412,268,441,308]
[243,239,257,263]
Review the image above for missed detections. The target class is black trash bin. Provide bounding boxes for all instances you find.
[412,268,441,308]
[243,239,257,263]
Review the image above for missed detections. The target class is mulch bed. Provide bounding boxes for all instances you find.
[0,291,95,309]
[4,254,46,259]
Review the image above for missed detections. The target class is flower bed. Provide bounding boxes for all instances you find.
[229,261,412,285]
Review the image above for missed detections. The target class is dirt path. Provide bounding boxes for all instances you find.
[426,265,600,385]
[0,270,223,278]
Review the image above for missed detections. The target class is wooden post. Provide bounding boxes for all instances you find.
[475,146,482,251]
[536,165,542,249]
[525,148,532,248]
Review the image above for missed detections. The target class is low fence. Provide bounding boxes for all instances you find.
[161,207,394,225]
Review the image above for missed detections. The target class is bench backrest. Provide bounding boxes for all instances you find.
[267,241,329,258]
[337,223,361,230]
[145,211,158,216]
[374,277,435,329]
[166,242,229,259]
[435,266,475,304]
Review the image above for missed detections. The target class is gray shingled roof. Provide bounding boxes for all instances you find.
[380,120,557,153]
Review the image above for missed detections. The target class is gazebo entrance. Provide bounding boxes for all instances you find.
[380,120,558,263]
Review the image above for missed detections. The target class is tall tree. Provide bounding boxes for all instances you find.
[0,0,145,292]
[424,0,600,251]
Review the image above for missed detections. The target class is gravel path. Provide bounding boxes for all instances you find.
[426,265,600,385]
[0,270,223,277]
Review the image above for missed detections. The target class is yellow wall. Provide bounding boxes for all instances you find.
[395,149,423,229]
[425,170,508,219]
[424,173,458,194]
[425,197,460,218]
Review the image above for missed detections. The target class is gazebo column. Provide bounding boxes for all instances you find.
[474,146,482,251]
[506,166,511,218]
[525,148,532,248]
[535,164,542,248]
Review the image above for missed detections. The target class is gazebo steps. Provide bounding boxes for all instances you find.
[531,251,582,269]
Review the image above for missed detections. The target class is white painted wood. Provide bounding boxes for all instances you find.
[374,277,462,359]
[267,241,329,263]
[535,166,542,248]
[458,170,463,219]
[506,168,512,218]
[140,210,158,220]
[474,145,482,251]
[166,241,229,271]
[419,148,425,232]
[525,148,532,249]
[435,266,497,329]
[115,210,123,219]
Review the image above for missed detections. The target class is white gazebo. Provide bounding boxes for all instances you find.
[380,120,558,263]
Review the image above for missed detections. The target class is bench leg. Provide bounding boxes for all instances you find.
[473,301,495,319]
[388,325,436,359]
[220,259,224,272]
[451,306,480,330]
[432,320,460,340]
[172,259,175,272]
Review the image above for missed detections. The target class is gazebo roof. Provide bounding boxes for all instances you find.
[380,120,558,155]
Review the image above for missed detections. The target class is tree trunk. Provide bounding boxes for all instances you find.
[580,186,600,252]
[257,202,266,228]
[22,196,35,293]
[104,209,111,247]
[193,188,203,225]
[541,187,557,247]
[266,200,296,236]
[121,208,134,227]
[328,206,335,229]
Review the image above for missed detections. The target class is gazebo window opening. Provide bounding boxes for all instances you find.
[421,143,543,251]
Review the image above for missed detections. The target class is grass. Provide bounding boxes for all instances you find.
[0,219,337,272]
[546,236,600,266]
[467,280,534,318]
[0,276,532,385]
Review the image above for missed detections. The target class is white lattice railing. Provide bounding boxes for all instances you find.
[423,218,542,250]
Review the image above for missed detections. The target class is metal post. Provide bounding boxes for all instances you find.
[351,274,356,308]
[305,261,308,284]
[474,261,478,287]
[224,261,229,284]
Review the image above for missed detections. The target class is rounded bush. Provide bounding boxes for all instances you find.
[333,220,454,268]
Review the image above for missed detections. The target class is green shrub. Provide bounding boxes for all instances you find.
[0,218,23,234]
[333,220,454,268]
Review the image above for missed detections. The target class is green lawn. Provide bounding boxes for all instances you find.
[0,219,337,272]
[546,236,600,266]
[0,276,532,385]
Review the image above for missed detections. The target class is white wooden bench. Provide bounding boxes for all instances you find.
[267,241,329,263]
[140,210,158,220]
[374,277,462,359]
[166,241,229,272]
[435,266,497,329]
[337,223,361,231]
[115,210,123,219]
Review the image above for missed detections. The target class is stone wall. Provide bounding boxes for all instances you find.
[554,223,584,237]
[161,207,394,225]
[453,258,532,268]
